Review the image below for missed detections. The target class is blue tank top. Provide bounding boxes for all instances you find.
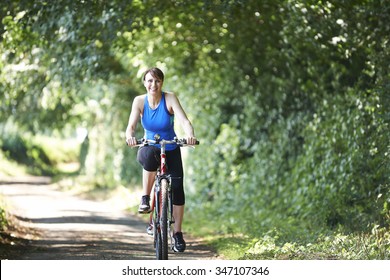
[142,92,177,151]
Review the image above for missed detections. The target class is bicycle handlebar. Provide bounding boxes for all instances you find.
[127,138,200,147]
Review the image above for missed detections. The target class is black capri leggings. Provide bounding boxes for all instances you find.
[137,145,185,205]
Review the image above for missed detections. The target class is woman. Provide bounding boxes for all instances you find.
[125,67,197,253]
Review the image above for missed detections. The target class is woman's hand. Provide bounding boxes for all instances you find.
[186,136,197,145]
[126,137,137,146]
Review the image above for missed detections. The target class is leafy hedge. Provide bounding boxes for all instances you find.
[1,132,56,176]
[182,0,389,239]
[1,0,389,242]
[0,127,80,176]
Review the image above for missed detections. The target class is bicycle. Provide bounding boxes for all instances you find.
[133,135,199,260]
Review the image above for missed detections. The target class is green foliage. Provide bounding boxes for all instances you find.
[242,225,390,260]
[1,0,389,257]
[0,123,80,176]
[1,131,56,176]
[185,0,390,243]
[0,207,7,232]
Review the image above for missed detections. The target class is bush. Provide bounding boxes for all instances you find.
[1,132,58,176]
[0,207,7,232]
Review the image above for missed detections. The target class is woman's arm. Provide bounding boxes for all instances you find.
[125,95,144,145]
[166,92,197,144]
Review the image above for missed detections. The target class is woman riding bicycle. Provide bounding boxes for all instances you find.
[125,67,197,253]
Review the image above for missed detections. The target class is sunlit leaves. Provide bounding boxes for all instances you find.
[0,0,389,237]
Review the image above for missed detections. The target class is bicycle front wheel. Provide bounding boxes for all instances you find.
[153,208,162,260]
[160,178,169,260]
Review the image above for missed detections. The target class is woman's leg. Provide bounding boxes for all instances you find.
[166,147,187,252]
[166,147,185,231]
[173,205,184,233]
[142,169,156,196]
[137,146,160,213]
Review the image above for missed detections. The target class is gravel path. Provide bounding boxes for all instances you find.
[0,176,220,260]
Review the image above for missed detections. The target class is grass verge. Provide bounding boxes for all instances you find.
[183,211,390,260]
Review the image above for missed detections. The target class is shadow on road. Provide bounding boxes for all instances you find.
[0,178,221,260]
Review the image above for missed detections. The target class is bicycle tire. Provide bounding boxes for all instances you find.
[153,211,162,260]
[160,178,169,260]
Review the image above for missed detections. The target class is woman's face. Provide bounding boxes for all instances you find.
[144,72,163,95]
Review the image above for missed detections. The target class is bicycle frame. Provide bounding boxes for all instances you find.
[132,136,198,260]
[152,139,174,260]
[142,138,179,259]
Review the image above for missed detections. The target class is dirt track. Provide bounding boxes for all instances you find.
[0,176,220,260]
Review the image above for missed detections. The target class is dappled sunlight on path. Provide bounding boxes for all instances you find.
[0,177,220,260]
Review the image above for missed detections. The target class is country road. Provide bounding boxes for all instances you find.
[0,176,220,260]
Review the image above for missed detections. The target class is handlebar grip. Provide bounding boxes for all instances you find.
[182,139,200,145]
[126,139,144,145]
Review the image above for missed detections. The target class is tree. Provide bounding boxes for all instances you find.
[1,0,389,236]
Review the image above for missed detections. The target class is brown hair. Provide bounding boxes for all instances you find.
[142,67,165,82]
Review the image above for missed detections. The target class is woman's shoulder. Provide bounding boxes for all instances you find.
[136,93,147,99]
[134,94,146,103]
[164,91,178,100]
[132,94,146,110]
[164,92,181,114]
